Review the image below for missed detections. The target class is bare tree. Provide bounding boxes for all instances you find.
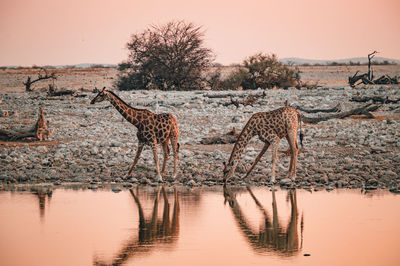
[348,51,398,87]
[23,68,57,92]
[367,51,378,80]
[116,21,214,91]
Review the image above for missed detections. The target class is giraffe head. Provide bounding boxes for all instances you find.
[90,87,108,104]
[222,160,236,184]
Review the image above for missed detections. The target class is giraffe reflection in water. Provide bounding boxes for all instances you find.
[94,186,180,266]
[223,186,303,256]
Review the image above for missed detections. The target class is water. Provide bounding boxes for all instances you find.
[0,185,399,266]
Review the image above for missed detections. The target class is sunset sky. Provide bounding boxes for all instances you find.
[1,0,399,66]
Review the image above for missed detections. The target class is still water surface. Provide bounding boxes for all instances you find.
[0,186,399,266]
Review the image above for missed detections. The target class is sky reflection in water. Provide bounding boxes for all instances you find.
[0,186,399,266]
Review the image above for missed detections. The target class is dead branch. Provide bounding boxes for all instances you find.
[0,107,54,141]
[350,95,400,104]
[293,103,341,113]
[24,68,57,92]
[348,71,370,87]
[373,75,398,85]
[301,104,380,124]
[224,91,267,108]
[200,127,238,145]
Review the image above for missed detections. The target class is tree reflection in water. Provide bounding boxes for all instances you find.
[94,186,180,266]
[223,186,303,256]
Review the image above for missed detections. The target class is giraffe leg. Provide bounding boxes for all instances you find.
[270,137,280,183]
[127,142,144,177]
[170,136,179,179]
[244,142,270,180]
[286,135,294,178]
[286,130,299,181]
[151,140,163,182]
[161,141,170,176]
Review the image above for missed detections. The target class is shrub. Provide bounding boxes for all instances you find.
[234,53,300,89]
[220,68,249,90]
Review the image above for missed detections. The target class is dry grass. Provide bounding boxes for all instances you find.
[1,65,399,92]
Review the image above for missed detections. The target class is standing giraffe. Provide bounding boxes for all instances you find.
[90,87,179,181]
[223,106,303,184]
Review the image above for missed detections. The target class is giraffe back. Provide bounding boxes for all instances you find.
[254,106,299,140]
[154,113,179,142]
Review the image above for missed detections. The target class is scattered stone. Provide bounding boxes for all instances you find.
[0,88,399,190]
[187,180,196,186]
[280,178,292,186]
[88,185,98,190]
[111,187,122,193]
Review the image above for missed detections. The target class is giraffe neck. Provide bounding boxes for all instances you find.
[105,91,142,127]
[227,123,255,172]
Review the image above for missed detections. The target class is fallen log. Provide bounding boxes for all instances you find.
[373,75,398,85]
[200,128,238,145]
[348,71,369,87]
[293,103,341,113]
[301,104,380,124]
[0,107,54,141]
[349,71,398,87]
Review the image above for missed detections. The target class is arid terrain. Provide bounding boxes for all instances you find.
[0,66,399,191]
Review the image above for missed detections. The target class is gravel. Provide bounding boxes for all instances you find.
[1,85,399,192]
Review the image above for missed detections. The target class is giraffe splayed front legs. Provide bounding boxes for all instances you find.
[223,106,303,184]
[91,87,180,181]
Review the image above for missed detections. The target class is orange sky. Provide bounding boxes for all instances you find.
[0,0,399,66]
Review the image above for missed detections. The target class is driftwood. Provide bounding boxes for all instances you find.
[373,75,399,85]
[348,71,371,87]
[349,73,398,87]
[24,68,57,92]
[350,95,400,104]
[200,128,238,145]
[301,104,380,124]
[293,103,341,113]
[0,107,54,141]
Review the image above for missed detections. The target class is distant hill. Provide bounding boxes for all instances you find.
[3,58,400,69]
[279,57,400,65]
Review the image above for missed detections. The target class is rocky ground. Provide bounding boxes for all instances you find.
[1,80,400,192]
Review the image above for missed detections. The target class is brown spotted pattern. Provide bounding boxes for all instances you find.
[223,106,301,184]
[91,88,179,181]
